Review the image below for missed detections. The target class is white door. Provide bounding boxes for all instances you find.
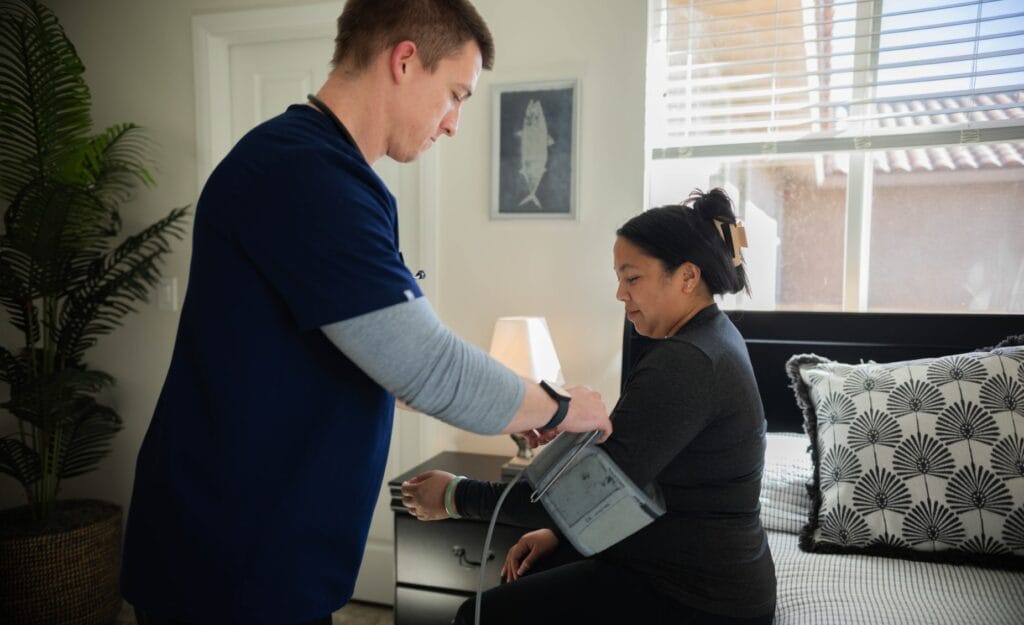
[193,4,440,605]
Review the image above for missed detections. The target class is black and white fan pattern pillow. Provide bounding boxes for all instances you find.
[788,345,1024,569]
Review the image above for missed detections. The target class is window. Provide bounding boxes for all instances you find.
[646,0,1024,313]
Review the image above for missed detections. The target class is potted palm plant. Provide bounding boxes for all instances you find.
[0,1,189,622]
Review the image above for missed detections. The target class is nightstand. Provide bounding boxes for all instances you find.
[388,452,528,625]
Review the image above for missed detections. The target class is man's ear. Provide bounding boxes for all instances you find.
[390,40,418,83]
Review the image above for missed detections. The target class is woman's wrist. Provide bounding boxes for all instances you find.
[443,475,465,519]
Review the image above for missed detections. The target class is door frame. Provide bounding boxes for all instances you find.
[192,2,442,603]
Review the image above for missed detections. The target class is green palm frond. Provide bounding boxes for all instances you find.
[0,436,41,487]
[0,251,40,344]
[0,0,92,198]
[3,178,111,298]
[5,177,114,250]
[58,400,121,479]
[3,366,114,430]
[56,205,189,362]
[0,345,13,384]
[82,123,155,209]
[0,345,29,386]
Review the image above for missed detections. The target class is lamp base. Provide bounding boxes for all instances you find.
[500,454,533,480]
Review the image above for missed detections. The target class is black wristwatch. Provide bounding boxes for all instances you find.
[539,380,571,430]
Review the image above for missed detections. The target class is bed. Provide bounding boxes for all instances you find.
[622,310,1024,625]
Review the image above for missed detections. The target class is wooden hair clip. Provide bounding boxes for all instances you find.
[713,219,748,267]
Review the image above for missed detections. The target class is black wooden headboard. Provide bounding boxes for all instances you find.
[622,311,1024,433]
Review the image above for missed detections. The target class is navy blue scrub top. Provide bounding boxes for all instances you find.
[122,104,421,624]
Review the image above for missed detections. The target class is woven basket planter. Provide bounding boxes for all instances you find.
[0,499,123,625]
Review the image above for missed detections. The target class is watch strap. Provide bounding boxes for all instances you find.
[540,380,570,430]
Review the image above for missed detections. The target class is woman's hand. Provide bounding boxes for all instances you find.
[501,528,560,582]
[516,428,560,448]
[401,470,454,521]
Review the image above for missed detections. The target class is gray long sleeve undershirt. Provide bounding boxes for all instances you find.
[321,297,525,435]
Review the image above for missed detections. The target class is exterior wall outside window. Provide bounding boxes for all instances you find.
[649,155,1023,313]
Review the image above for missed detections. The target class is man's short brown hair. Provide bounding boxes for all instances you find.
[332,0,495,73]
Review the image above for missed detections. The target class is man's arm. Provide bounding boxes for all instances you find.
[321,297,610,439]
[505,381,609,441]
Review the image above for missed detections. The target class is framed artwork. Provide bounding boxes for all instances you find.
[491,79,578,219]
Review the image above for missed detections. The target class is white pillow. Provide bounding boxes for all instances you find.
[760,432,813,534]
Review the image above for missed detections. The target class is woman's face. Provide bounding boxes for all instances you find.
[613,236,690,338]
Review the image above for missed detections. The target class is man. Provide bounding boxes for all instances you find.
[121,1,611,624]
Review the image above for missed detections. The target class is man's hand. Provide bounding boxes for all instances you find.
[502,383,611,442]
[556,385,611,443]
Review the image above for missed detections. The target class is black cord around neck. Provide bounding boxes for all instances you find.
[306,94,358,150]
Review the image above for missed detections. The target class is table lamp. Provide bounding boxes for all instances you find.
[488,317,564,478]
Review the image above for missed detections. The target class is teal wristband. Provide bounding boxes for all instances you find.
[444,475,465,519]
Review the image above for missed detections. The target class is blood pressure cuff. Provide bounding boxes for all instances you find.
[524,432,666,556]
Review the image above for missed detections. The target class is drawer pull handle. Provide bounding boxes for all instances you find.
[451,545,494,568]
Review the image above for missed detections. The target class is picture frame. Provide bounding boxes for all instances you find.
[491,79,578,220]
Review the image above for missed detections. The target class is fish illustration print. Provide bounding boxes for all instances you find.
[516,99,554,209]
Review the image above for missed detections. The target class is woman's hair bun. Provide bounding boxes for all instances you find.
[686,187,735,223]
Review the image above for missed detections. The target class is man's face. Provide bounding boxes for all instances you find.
[389,40,483,163]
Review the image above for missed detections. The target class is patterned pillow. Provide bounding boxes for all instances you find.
[786,343,1024,569]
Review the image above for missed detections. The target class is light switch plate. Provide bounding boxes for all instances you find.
[157,277,178,312]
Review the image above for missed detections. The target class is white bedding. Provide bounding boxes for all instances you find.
[768,529,1024,625]
[761,433,1024,625]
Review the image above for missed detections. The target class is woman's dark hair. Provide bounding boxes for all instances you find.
[616,188,751,296]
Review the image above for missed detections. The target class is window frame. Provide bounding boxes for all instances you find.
[645,0,1024,312]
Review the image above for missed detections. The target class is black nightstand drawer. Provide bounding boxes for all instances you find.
[395,514,523,592]
[391,452,535,625]
[394,586,469,625]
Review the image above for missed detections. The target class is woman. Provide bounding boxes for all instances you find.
[401,188,776,625]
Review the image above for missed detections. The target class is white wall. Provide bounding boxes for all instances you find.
[436,0,647,455]
[0,0,646,512]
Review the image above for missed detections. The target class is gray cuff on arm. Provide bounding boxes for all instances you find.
[321,297,525,435]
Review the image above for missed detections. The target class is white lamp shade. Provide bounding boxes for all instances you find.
[488,317,564,385]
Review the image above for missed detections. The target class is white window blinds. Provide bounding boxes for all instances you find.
[648,0,1024,159]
